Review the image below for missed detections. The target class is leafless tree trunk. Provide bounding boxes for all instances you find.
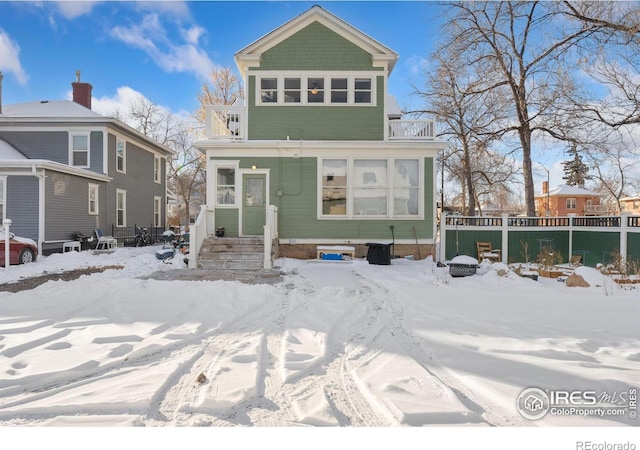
[439,1,607,216]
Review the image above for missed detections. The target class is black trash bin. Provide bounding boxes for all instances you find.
[365,242,392,265]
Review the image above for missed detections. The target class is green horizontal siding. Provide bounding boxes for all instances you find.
[213,157,435,241]
[258,22,375,71]
[215,208,239,237]
[248,76,384,140]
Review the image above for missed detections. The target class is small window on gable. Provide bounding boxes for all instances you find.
[284,78,301,103]
[71,133,89,167]
[308,77,324,103]
[331,78,348,103]
[260,78,278,103]
[354,78,372,104]
[116,138,126,173]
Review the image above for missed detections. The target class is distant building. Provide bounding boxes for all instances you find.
[0,72,173,254]
[620,195,640,215]
[535,181,610,217]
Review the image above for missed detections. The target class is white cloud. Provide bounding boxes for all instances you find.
[405,54,429,78]
[0,29,28,85]
[110,13,214,80]
[54,0,103,19]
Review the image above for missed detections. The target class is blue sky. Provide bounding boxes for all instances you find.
[0,1,444,115]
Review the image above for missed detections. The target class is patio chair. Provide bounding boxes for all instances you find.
[476,241,501,263]
[94,229,117,251]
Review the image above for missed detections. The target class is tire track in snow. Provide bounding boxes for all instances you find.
[348,269,529,427]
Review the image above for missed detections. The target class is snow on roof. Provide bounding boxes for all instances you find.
[387,95,402,118]
[1,100,103,119]
[538,184,600,197]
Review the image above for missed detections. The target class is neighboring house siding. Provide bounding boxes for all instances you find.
[257,22,376,70]
[247,76,385,140]
[89,131,104,173]
[106,133,166,228]
[0,131,67,161]
[44,170,106,242]
[0,130,104,173]
[6,175,39,241]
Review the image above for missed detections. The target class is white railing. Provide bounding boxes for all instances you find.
[204,105,245,140]
[584,204,610,215]
[263,205,278,269]
[188,205,215,269]
[388,119,435,140]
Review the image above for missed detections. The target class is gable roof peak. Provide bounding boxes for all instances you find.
[235,5,398,74]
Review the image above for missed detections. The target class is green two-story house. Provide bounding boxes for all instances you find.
[192,5,446,266]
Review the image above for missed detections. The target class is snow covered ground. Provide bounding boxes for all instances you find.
[0,247,638,447]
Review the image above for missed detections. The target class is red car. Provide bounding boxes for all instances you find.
[0,231,38,265]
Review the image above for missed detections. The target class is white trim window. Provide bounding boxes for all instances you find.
[70,132,90,167]
[566,198,577,210]
[154,155,162,183]
[256,73,376,106]
[116,189,127,227]
[88,183,99,215]
[116,138,126,173]
[216,166,237,206]
[0,177,6,222]
[319,157,423,219]
[153,196,162,227]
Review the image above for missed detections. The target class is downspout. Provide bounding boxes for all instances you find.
[32,164,45,256]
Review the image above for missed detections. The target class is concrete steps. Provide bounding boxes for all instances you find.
[197,237,265,270]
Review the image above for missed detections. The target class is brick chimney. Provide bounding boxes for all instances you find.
[72,70,92,109]
[542,181,548,194]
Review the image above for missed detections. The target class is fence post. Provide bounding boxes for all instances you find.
[439,212,447,263]
[568,215,574,261]
[501,214,508,263]
[620,212,629,265]
[3,218,12,268]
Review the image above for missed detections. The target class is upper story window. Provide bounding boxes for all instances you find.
[116,138,126,173]
[307,77,325,103]
[354,78,372,103]
[70,132,90,167]
[260,78,278,103]
[284,78,301,103]
[255,73,376,106]
[566,198,576,210]
[154,155,162,183]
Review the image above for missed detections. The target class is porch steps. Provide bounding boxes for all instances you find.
[197,237,265,270]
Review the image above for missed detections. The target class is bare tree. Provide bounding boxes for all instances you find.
[194,66,244,124]
[438,1,608,216]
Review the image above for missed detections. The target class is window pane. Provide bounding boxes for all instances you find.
[331,91,348,103]
[322,159,347,215]
[285,78,300,89]
[394,159,419,215]
[353,160,387,216]
[308,77,324,103]
[354,78,372,104]
[73,152,88,166]
[73,135,88,150]
[284,78,301,103]
[331,78,348,89]
[260,78,277,103]
[217,168,235,205]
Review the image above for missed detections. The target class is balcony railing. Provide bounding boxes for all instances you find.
[203,105,437,141]
[584,204,610,215]
[204,105,245,140]
[388,119,435,140]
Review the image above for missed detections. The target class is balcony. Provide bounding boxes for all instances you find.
[204,105,245,140]
[584,204,611,216]
[203,105,436,141]
[388,119,435,141]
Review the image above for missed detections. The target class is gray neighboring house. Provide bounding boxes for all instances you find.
[0,75,173,255]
